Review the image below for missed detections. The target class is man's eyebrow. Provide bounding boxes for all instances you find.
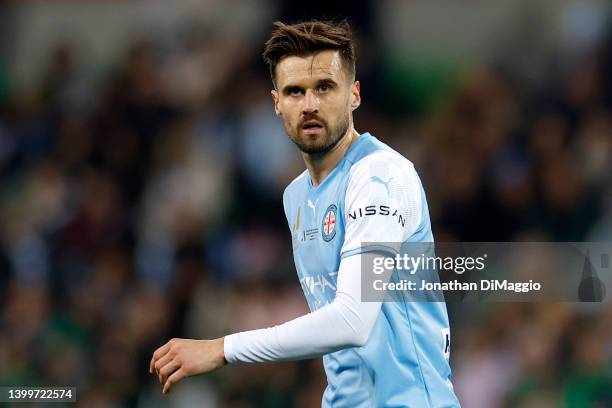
[315,78,338,86]
[281,78,339,94]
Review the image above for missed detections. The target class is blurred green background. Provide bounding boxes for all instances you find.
[0,0,611,407]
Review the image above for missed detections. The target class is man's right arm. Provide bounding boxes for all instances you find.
[223,252,382,363]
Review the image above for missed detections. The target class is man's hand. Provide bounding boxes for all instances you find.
[149,337,226,394]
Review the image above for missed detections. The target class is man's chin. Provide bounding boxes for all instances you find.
[291,133,325,153]
[300,129,326,140]
[289,128,344,154]
[294,139,332,154]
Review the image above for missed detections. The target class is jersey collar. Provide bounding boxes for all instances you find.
[306,132,372,192]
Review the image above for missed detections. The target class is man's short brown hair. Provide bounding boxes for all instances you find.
[262,19,356,88]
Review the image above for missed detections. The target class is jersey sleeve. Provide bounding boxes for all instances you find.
[340,151,423,258]
[223,253,382,363]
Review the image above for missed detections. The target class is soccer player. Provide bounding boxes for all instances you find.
[150,20,461,407]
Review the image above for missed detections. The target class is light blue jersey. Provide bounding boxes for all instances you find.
[282,133,460,407]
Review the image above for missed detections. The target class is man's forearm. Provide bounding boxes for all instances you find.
[223,254,382,364]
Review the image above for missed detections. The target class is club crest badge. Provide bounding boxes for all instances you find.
[321,204,337,242]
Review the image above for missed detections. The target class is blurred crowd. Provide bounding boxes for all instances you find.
[1,3,612,407]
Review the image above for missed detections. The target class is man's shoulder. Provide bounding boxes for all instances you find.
[283,170,308,201]
[347,134,415,173]
[352,148,414,169]
[347,146,417,187]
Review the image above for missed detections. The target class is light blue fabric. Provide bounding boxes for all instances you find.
[283,133,461,407]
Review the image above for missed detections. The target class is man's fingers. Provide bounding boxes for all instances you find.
[158,359,181,385]
[163,368,185,394]
[153,353,173,375]
[150,342,171,373]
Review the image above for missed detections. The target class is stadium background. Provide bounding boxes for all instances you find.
[1,0,611,406]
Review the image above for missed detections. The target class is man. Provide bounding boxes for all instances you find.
[150,20,460,407]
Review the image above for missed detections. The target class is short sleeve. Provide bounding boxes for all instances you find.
[340,151,423,258]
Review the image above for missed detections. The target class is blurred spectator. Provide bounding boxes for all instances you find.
[0,2,611,407]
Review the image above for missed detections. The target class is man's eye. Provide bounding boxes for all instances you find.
[289,88,303,96]
[318,84,331,92]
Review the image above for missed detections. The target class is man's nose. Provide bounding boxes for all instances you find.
[302,90,319,114]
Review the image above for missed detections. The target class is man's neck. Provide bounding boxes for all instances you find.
[303,128,360,187]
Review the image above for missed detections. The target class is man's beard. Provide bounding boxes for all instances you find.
[286,111,350,155]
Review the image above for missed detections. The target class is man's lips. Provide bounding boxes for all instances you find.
[301,119,324,135]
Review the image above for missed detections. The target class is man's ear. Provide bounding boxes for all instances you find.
[350,80,361,111]
[271,90,281,116]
